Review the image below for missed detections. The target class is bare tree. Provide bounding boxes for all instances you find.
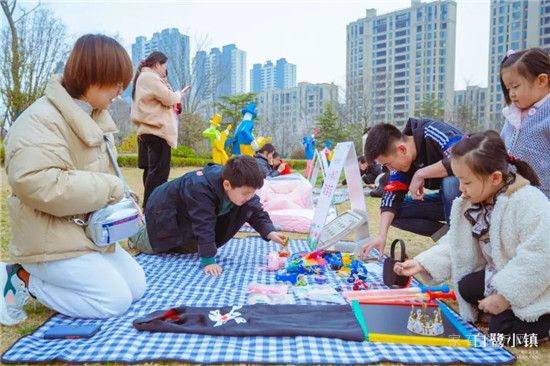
[108,97,134,144]
[1,0,68,137]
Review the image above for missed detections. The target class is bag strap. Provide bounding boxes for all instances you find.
[390,239,407,262]
[103,136,130,194]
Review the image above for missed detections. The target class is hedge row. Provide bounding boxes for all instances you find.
[117,154,307,169]
[0,145,307,169]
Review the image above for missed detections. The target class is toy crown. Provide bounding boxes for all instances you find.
[407,303,444,336]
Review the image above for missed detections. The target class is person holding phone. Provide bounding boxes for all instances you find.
[131,51,190,208]
[0,34,146,326]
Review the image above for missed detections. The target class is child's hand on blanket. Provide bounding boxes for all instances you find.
[478,294,510,315]
[267,231,285,244]
[394,259,428,277]
[204,263,223,276]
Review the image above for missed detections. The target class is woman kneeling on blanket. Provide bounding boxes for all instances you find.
[0,34,146,326]
[393,131,550,342]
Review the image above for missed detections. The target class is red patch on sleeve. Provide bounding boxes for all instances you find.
[384,181,409,192]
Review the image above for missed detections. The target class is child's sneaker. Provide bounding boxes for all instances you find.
[0,263,30,325]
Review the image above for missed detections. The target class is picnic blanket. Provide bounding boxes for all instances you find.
[2,238,515,364]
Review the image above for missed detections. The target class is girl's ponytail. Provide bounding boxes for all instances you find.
[131,62,144,100]
[131,51,168,101]
[508,155,541,186]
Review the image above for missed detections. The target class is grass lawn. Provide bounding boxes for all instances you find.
[0,166,547,365]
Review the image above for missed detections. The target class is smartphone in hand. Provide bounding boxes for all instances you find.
[43,324,101,339]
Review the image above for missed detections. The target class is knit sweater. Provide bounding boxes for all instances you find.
[501,97,550,199]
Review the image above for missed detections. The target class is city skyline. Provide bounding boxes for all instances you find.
[33,0,490,92]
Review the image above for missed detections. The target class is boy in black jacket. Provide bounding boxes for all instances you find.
[360,119,463,260]
[131,155,285,276]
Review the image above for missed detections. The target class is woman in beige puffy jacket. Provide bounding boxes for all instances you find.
[0,34,146,326]
[130,51,189,208]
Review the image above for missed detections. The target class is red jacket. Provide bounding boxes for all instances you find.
[279,160,291,175]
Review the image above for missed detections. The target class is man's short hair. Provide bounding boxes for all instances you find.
[222,155,264,189]
[364,123,404,164]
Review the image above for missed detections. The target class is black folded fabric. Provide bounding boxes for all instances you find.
[134,304,365,342]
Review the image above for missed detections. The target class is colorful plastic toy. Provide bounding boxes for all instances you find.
[322,140,333,164]
[295,274,308,286]
[352,278,368,291]
[279,236,290,257]
[303,128,319,178]
[275,271,299,284]
[286,250,327,275]
[266,251,284,271]
[225,102,271,156]
[202,114,232,165]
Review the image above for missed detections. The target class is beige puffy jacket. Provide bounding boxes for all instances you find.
[130,68,181,147]
[4,75,124,263]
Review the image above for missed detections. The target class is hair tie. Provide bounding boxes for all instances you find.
[506,49,516,57]
[139,59,146,67]
[463,133,470,139]
[507,154,516,163]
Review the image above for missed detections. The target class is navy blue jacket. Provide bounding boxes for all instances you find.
[381,118,463,214]
[144,163,276,257]
[254,153,280,178]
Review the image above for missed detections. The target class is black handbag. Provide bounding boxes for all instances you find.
[382,239,411,288]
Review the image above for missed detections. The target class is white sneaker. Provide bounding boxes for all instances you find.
[0,263,30,325]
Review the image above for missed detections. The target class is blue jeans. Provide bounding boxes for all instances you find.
[392,176,460,237]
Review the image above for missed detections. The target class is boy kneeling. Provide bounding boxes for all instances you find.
[131,155,285,275]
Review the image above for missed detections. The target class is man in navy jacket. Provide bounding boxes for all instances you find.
[360,119,463,259]
[131,155,284,276]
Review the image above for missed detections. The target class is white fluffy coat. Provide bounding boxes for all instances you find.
[415,176,550,322]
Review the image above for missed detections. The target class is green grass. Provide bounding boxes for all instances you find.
[1,166,548,365]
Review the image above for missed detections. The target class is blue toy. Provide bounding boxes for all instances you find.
[225,102,270,156]
[275,271,299,284]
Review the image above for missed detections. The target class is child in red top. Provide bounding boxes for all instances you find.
[272,152,291,175]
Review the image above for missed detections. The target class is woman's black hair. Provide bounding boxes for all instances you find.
[132,51,168,100]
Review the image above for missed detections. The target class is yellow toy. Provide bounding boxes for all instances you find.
[202,114,232,165]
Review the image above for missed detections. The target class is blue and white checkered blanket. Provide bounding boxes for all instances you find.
[2,238,515,364]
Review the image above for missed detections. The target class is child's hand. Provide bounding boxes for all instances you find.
[478,293,510,315]
[277,163,287,173]
[203,263,223,276]
[267,231,285,244]
[394,259,426,276]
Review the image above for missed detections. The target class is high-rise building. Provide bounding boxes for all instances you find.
[192,50,208,100]
[193,44,247,102]
[346,0,457,127]
[275,58,297,90]
[219,44,247,97]
[250,58,297,93]
[255,82,338,156]
[453,86,487,128]
[250,64,263,94]
[486,0,550,127]
[131,28,190,91]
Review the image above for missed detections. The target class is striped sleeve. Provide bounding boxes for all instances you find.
[423,123,463,175]
[380,171,410,214]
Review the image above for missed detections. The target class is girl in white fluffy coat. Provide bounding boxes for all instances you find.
[395,130,549,340]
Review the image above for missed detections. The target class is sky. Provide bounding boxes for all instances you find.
[19,0,491,92]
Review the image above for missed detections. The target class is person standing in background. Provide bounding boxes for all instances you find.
[131,51,190,208]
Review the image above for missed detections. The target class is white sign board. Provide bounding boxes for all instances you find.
[308,142,369,250]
